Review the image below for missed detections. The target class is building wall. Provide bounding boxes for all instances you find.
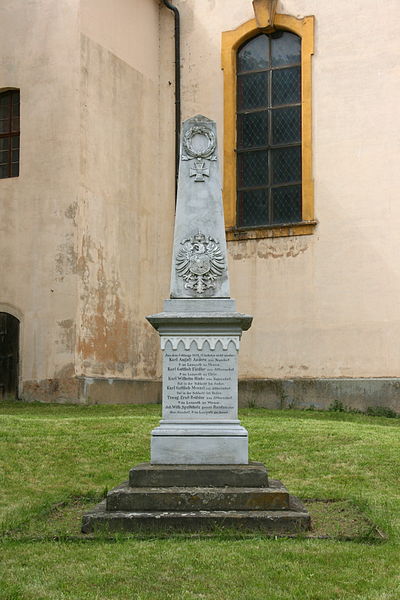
[161,0,400,387]
[0,0,81,400]
[77,0,169,387]
[0,0,169,402]
[1,0,399,409]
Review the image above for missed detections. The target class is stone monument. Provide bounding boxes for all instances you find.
[148,115,251,465]
[82,116,311,534]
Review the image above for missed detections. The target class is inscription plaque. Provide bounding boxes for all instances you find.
[163,339,237,420]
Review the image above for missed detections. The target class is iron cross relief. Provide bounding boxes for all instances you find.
[190,160,210,182]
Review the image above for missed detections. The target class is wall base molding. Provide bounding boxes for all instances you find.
[19,376,400,413]
[239,378,400,413]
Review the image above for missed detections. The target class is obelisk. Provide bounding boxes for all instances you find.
[147,115,252,464]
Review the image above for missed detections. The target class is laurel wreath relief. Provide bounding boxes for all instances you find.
[181,125,217,161]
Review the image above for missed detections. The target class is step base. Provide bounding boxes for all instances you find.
[82,462,311,535]
[129,461,268,488]
[82,500,310,534]
[106,480,290,512]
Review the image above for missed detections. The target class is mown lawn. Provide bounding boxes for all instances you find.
[0,401,399,600]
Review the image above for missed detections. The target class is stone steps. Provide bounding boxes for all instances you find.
[129,461,269,488]
[82,462,311,534]
[106,481,290,512]
[82,502,310,534]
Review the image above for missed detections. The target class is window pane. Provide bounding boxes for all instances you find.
[0,94,9,107]
[271,185,301,223]
[271,106,301,145]
[237,72,268,110]
[12,92,19,105]
[238,35,269,72]
[0,138,9,151]
[11,163,19,177]
[271,32,301,67]
[12,102,20,118]
[237,111,268,148]
[238,189,269,227]
[11,117,19,132]
[271,146,301,184]
[238,150,268,187]
[235,32,303,229]
[0,103,9,119]
[11,136,19,149]
[12,149,19,162]
[0,150,9,164]
[272,66,301,106]
[0,119,10,133]
[0,165,8,178]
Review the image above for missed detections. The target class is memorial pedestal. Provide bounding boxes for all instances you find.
[147,299,252,464]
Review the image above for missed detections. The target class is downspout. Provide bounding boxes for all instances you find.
[161,0,181,194]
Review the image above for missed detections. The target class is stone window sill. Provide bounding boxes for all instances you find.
[226,221,317,241]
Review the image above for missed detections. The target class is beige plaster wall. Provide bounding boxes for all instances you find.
[0,0,171,399]
[161,0,400,378]
[77,0,174,381]
[80,0,160,83]
[2,0,399,402]
[0,0,81,397]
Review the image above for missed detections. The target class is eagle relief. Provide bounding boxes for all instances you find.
[176,232,225,294]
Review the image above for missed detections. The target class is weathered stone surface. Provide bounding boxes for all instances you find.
[147,303,253,331]
[146,115,253,465]
[82,463,311,535]
[106,481,289,512]
[82,502,311,534]
[170,115,229,299]
[129,462,268,488]
[162,339,238,420]
[239,377,400,414]
[150,430,248,465]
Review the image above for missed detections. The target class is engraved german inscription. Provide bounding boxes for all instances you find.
[163,342,237,420]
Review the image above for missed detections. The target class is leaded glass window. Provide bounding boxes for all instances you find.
[237,32,301,227]
[0,90,20,179]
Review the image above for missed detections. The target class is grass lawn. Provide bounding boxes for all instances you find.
[0,401,399,600]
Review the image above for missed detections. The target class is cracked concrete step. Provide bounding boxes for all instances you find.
[129,462,269,488]
[106,481,290,512]
[82,501,311,534]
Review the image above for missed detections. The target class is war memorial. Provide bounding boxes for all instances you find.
[82,116,310,533]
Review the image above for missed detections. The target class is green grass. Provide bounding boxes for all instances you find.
[1,401,400,599]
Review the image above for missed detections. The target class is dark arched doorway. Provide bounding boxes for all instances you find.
[0,312,19,399]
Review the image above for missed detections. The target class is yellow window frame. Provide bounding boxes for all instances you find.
[221,14,315,240]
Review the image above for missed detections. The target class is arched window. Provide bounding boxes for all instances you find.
[237,32,301,227]
[0,90,20,179]
[222,15,315,240]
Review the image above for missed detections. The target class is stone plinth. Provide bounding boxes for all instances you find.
[147,299,252,464]
[129,462,269,487]
[82,506,310,534]
[105,482,291,512]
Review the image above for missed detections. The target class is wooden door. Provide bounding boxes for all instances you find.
[0,313,19,399]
